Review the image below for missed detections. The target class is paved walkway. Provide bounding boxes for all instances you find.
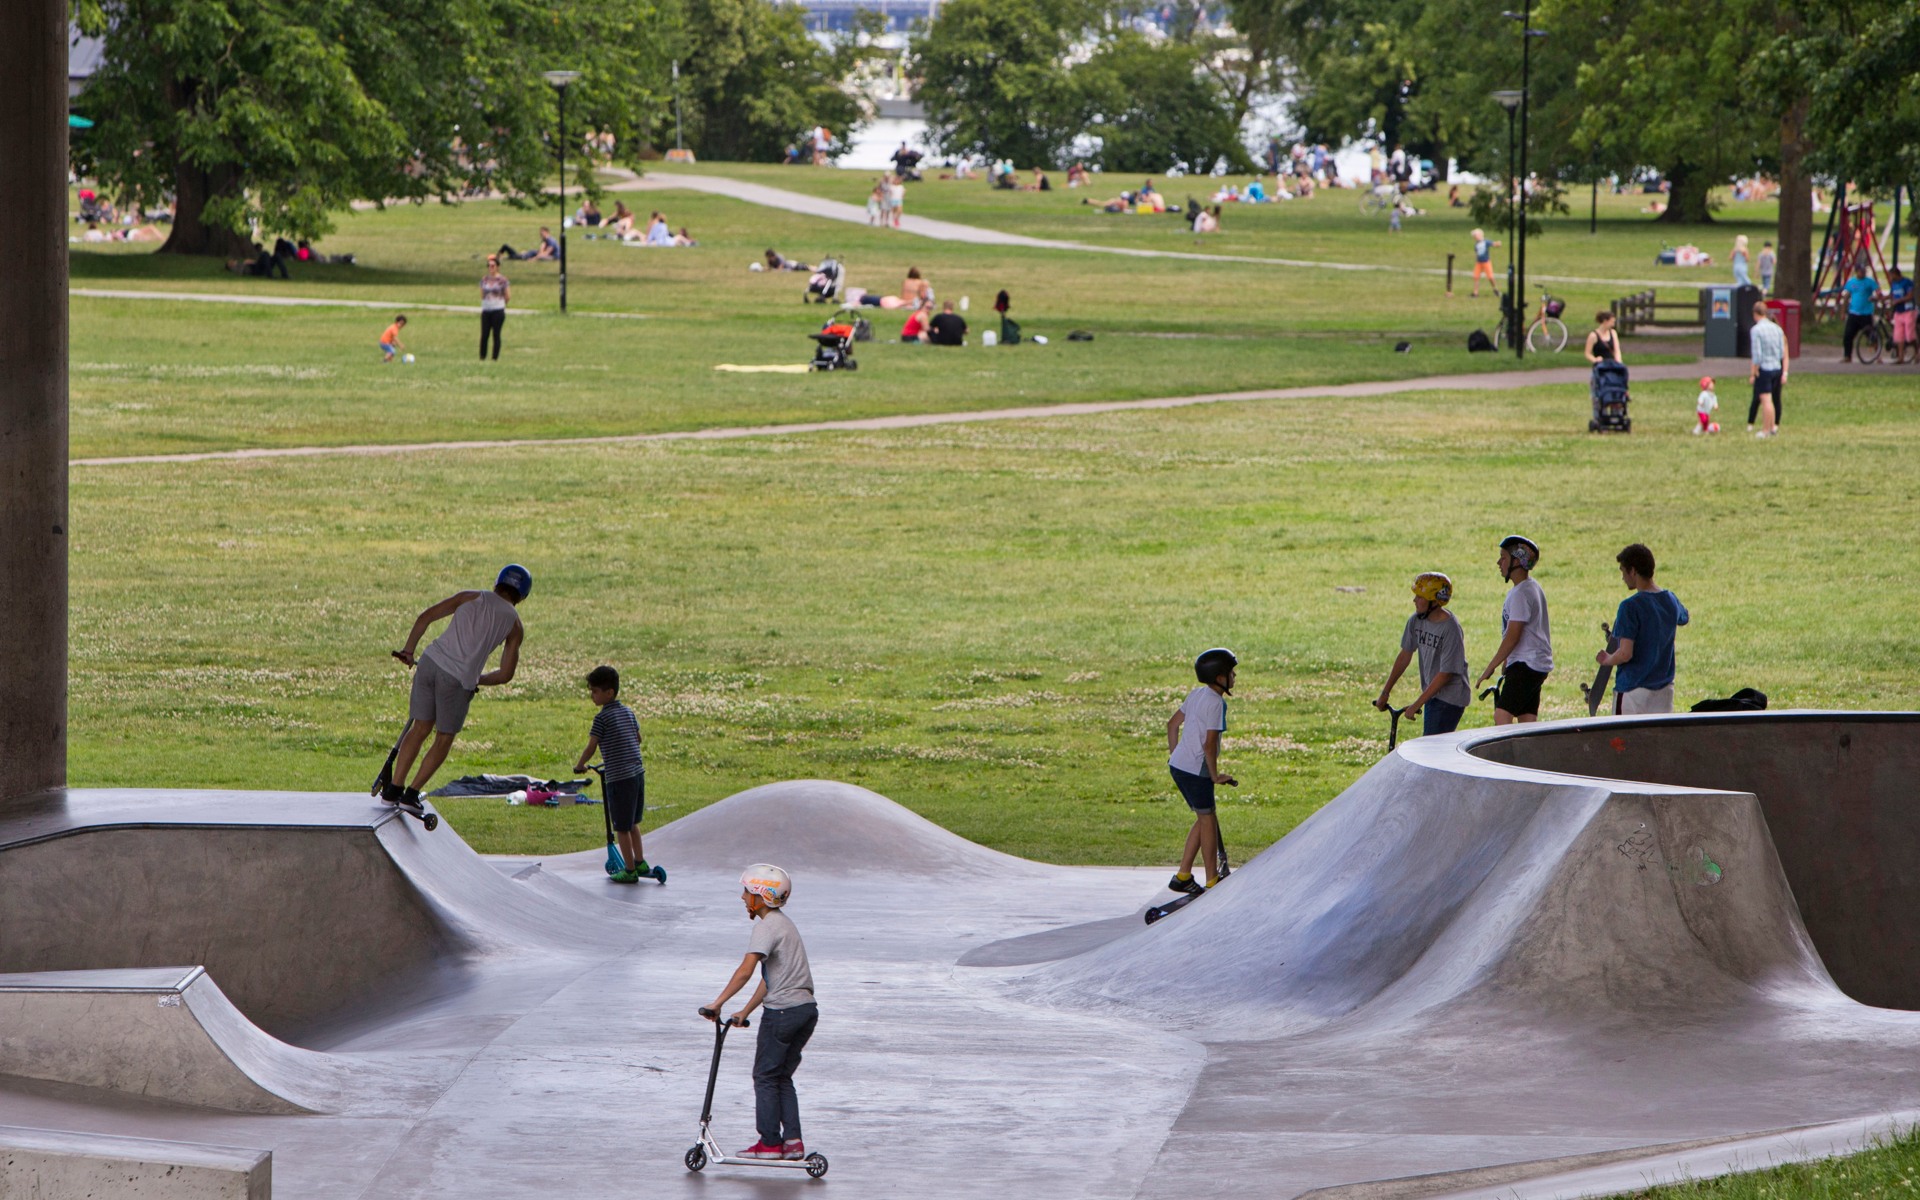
[615,171,1703,289]
[78,356,1895,469]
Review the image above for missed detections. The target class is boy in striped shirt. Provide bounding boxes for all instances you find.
[573,665,656,884]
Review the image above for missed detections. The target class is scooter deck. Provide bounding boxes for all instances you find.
[1145,889,1205,924]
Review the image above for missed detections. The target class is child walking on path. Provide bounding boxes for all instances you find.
[1475,537,1552,725]
[379,565,529,812]
[573,665,655,884]
[1167,648,1238,896]
[1694,376,1720,434]
[1598,543,1689,715]
[704,865,818,1163]
[1375,572,1472,736]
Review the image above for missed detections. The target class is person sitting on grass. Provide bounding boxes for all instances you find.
[673,226,698,247]
[608,202,636,236]
[1374,572,1472,737]
[1085,190,1135,214]
[1166,648,1238,897]
[497,228,557,261]
[927,300,967,346]
[573,665,656,885]
[645,212,674,246]
[1066,161,1090,187]
[900,298,934,343]
[379,566,530,815]
[765,248,810,272]
[1193,205,1221,234]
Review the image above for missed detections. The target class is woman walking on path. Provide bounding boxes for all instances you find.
[1731,235,1752,287]
[1584,310,1624,364]
[479,256,510,360]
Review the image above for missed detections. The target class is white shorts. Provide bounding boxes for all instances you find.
[1616,685,1675,716]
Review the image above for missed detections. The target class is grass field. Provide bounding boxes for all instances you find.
[1610,1125,1920,1199]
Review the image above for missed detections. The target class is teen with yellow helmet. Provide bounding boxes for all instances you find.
[1375,571,1473,738]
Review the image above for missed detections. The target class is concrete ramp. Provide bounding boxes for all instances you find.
[0,968,357,1113]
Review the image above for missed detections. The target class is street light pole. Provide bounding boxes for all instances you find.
[1501,8,1547,359]
[1492,90,1523,353]
[543,70,581,313]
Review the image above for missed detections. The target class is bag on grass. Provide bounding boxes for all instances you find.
[1001,317,1022,345]
[1690,688,1768,713]
[851,317,873,342]
[1467,329,1496,352]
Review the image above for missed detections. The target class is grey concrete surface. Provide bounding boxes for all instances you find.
[2,715,1919,1199]
[0,1125,270,1200]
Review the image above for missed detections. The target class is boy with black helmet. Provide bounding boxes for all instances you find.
[1475,536,1553,725]
[379,565,530,813]
[1166,648,1238,896]
[1374,573,1472,736]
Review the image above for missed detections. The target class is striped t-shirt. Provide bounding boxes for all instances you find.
[591,700,644,781]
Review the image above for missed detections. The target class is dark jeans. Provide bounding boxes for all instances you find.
[1424,698,1465,736]
[480,308,505,360]
[753,1002,818,1145]
[1843,312,1874,360]
[1748,369,1783,426]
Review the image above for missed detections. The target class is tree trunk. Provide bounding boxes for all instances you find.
[1775,94,1813,306]
[1656,162,1714,223]
[159,157,254,258]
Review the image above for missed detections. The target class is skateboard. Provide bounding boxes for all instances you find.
[370,723,439,831]
[1145,832,1230,925]
[1580,621,1620,716]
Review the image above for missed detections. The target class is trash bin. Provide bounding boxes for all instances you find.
[1765,298,1802,359]
[1701,286,1739,357]
[1732,283,1762,356]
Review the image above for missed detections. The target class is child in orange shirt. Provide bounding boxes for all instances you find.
[381,315,408,362]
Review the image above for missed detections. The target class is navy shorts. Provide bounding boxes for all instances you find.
[1170,766,1215,814]
[604,773,644,833]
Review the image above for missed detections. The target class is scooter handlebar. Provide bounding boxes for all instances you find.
[698,1007,750,1028]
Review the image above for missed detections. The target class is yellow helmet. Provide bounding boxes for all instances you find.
[1412,572,1453,606]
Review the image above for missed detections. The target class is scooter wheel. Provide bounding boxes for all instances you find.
[423,813,439,831]
[685,1145,707,1172]
[805,1153,829,1178]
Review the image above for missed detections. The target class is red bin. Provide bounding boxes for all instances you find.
[1764,299,1801,360]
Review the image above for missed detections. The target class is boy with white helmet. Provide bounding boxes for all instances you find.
[1374,572,1472,736]
[1475,537,1552,725]
[1166,648,1239,897]
[378,565,530,814]
[704,864,818,1162]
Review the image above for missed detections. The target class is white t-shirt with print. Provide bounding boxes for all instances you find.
[1502,577,1554,673]
[1169,685,1227,776]
[1696,389,1719,415]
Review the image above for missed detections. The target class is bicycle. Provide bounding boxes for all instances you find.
[1852,309,1895,365]
[1493,290,1570,354]
[1359,185,1399,216]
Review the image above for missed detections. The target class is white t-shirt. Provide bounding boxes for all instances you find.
[1697,389,1719,415]
[1169,685,1227,776]
[1501,577,1554,673]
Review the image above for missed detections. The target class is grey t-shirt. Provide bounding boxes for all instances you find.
[748,908,816,1010]
[1501,577,1553,673]
[1401,611,1472,708]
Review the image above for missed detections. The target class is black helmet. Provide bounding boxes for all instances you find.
[1194,647,1239,689]
[1499,534,1540,574]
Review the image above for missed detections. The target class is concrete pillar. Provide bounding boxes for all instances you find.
[0,0,69,802]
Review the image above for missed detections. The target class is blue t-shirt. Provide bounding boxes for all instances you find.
[1475,238,1493,263]
[1614,589,1689,694]
[1890,277,1915,314]
[1844,277,1879,316]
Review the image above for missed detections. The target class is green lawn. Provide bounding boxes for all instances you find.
[1607,1126,1920,1199]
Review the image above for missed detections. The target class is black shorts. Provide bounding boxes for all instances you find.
[1495,663,1549,717]
[604,773,644,832]
[1170,766,1215,814]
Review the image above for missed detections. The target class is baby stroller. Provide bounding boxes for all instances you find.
[805,258,844,304]
[809,320,858,371]
[1589,360,1631,433]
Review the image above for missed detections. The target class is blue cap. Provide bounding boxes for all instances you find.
[496,564,532,599]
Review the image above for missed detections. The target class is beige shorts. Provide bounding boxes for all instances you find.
[1616,685,1675,716]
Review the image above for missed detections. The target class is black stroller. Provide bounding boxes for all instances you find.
[805,258,844,304]
[1589,360,1631,433]
[808,319,858,371]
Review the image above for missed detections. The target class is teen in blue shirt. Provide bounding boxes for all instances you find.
[1842,264,1881,362]
[1596,544,1689,715]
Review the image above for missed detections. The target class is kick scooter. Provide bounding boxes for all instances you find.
[685,1009,829,1178]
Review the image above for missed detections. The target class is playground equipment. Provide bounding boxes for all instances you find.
[1811,192,1892,320]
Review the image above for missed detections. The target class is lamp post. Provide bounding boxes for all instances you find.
[543,70,581,313]
[1501,7,1547,358]
[1492,90,1523,355]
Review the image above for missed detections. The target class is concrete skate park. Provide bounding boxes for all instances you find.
[5,710,1920,1198]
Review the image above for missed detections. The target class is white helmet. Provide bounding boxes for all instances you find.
[740,863,791,908]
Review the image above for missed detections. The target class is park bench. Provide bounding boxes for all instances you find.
[1611,289,1703,333]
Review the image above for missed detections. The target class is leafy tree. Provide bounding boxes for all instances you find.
[1079,34,1248,175]
[72,0,677,257]
[676,0,864,162]
[911,0,1095,167]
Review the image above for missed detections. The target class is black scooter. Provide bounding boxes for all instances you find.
[685,1009,829,1179]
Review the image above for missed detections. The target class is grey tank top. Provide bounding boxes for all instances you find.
[421,591,519,689]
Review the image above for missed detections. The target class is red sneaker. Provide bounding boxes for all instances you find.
[736,1142,783,1160]
[782,1139,806,1160]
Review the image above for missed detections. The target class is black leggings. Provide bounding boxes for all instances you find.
[480,309,505,360]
